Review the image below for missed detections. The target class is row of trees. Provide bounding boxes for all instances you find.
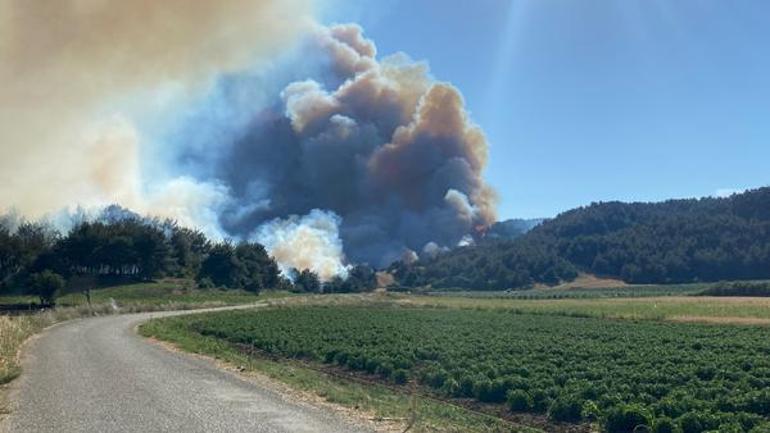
[392,187,770,290]
[0,206,377,305]
[290,264,377,294]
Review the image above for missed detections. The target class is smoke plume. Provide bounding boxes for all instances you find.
[1,3,497,277]
[254,210,348,281]
[0,0,314,217]
[198,24,497,268]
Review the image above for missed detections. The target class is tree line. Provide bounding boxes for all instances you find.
[391,187,770,290]
[0,206,376,306]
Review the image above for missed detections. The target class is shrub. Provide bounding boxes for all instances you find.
[677,411,715,433]
[604,404,652,433]
[530,388,550,413]
[507,389,532,412]
[548,395,583,422]
[745,390,770,415]
[441,378,461,396]
[474,378,509,403]
[652,417,678,433]
[29,270,65,306]
[750,424,770,433]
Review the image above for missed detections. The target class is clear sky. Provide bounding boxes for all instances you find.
[321,0,770,219]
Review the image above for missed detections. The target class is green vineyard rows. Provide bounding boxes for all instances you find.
[184,306,770,432]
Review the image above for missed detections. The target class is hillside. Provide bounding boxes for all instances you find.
[391,187,770,290]
[485,218,544,240]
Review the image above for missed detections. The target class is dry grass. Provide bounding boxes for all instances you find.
[393,294,770,325]
[538,274,629,290]
[0,315,40,384]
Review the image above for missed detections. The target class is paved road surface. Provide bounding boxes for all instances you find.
[1,308,373,433]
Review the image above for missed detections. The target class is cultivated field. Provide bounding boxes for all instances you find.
[141,293,770,433]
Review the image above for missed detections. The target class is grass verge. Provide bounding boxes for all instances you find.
[139,315,543,433]
[1,285,292,388]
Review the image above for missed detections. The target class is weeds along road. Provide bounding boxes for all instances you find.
[1,307,373,433]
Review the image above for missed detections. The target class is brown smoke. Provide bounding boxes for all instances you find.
[0,0,314,216]
[212,24,498,266]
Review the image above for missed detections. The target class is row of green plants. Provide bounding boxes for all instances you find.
[183,306,770,432]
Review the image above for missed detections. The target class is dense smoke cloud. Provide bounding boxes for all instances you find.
[254,210,348,281]
[198,24,497,268]
[0,0,314,217]
[1,3,497,277]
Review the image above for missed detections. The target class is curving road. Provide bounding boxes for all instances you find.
[1,308,373,433]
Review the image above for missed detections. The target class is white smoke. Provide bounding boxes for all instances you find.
[0,0,315,217]
[253,209,349,281]
[1,7,499,280]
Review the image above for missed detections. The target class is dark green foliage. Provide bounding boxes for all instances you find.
[392,369,409,384]
[605,404,652,433]
[292,268,321,293]
[29,270,65,306]
[0,222,59,292]
[507,389,532,412]
[677,412,705,433]
[548,395,583,422]
[184,306,770,432]
[198,243,240,288]
[0,206,282,296]
[486,218,543,240]
[197,242,279,293]
[651,417,677,433]
[389,238,578,290]
[59,218,176,279]
[394,187,770,290]
[697,282,770,297]
[323,264,377,293]
[234,242,280,293]
[169,226,210,278]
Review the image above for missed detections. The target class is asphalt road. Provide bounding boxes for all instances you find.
[1,308,373,433]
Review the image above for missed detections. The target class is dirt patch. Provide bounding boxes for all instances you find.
[636,296,770,304]
[535,274,629,291]
[669,316,770,326]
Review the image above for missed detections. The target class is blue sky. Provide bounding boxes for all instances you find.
[321,0,770,219]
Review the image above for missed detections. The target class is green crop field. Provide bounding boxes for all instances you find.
[151,305,770,433]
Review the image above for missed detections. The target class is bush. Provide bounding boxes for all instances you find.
[29,270,65,306]
[530,388,550,413]
[652,417,678,433]
[745,390,770,415]
[507,389,532,412]
[604,404,652,433]
[441,378,461,396]
[698,282,770,297]
[677,412,708,433]
[473,378,509,403]
[548,395,583,422]
[750,423,770,433]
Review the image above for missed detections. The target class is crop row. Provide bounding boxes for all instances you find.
[186,306,770,432]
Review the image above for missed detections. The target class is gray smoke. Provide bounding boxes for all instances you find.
[182,24,497,270]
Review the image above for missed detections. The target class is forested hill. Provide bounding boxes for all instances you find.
[390,187,770,290]
[485,218,544,240]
